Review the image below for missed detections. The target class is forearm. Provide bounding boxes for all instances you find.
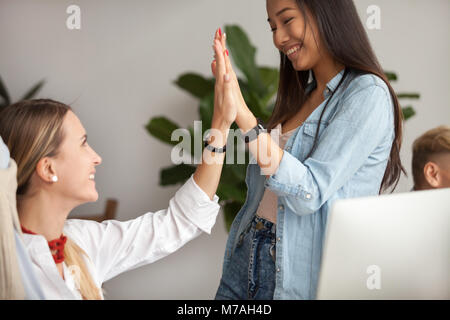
[236,105,284,176]
[193,117,230,200]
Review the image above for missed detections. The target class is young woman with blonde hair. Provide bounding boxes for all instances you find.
[0,31,235,299]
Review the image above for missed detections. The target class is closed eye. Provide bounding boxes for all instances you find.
[270,17,294,32]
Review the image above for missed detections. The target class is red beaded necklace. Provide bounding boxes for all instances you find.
[21,226,67,264]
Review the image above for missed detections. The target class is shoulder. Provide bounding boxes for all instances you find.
[63,218,103,248]
[336,71,394,121]
[343,71,392,103]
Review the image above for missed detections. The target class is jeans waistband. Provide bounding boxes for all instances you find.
[253,214,276,234]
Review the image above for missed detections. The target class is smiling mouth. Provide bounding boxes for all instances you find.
[286,45,301,56]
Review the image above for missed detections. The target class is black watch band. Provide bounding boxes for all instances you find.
[204,140,227,153]
[241,118,267,143]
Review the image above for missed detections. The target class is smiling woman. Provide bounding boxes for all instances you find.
[0,46,232,297]
[213,0,405,300]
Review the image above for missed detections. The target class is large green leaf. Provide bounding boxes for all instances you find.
[402,106,416,120]
[225,25,265,96]
[198,92,214,130]
[397,93,420,99]
[174,73,214,99]
[384,71,397,82]
[217,182,246,203]
[160,164,196,186]
[21,79,45,101]
[145,116,181,146]
[259,66,279,106]
[223,201,244,232]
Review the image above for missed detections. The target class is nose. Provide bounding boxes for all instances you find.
[91,148,102,166]
[273,27,290,50]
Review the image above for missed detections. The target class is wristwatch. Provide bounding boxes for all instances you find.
[241,118,267,143]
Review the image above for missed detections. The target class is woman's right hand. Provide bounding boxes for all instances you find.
[211,29,237,128]
[211,29,256,133]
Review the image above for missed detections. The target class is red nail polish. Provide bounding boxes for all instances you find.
[225,49,229,56]
[219,28,222,37]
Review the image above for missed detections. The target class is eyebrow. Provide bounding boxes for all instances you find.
[267,7,295,22]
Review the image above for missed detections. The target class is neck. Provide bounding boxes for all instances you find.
[312,55,345,93]
[18,191,74,241]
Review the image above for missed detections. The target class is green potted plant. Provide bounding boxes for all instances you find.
[0,75,45,111]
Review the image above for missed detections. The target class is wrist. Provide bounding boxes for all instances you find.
[236,108,257,134]
[211,115,232,132]
[208,118,230,148]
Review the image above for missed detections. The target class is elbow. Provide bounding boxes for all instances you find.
[282,188,324,216]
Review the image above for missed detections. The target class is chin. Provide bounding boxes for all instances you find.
[85,190,99,203]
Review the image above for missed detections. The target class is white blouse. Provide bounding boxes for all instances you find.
[20,175,220,299]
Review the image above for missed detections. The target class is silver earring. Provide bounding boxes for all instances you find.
[51,176,58,182]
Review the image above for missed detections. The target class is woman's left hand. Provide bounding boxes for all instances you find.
[211,30,251,130]
[211,29,237,128]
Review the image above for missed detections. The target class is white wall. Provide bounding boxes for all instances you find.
[0,0,448,299]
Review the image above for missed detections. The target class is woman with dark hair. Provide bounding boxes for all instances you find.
[213,0,405,299]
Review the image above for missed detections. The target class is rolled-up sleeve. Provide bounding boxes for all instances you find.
[265,83,394,216]
[64,174,220,283]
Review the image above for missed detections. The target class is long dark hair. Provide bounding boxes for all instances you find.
[267,0,406,193]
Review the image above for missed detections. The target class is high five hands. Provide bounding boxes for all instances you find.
[211,28,256,133]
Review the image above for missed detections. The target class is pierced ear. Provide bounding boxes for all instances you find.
[423,161,440,188]
[35,157,57,183]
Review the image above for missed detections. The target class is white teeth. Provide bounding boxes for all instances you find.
[89,174,95,180]
[286,46,300,56]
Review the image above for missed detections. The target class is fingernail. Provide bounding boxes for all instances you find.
[219,28,222,37]
[224,74,230,81]
[225,50,229,56]
[223,33,227,40]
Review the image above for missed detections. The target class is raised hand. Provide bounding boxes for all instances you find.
[211,29,254,132]
[211,29,237,127]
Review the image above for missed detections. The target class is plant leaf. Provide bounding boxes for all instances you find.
[21,79,45,101]
[198,92,214,131]
[225,25,265,96]
[384,71,397,82]
[159,164,196,186]
[0,75,11,106]
[259,66,279,105]
[174,73,215,99]
[145,116,181,146]
[397,93,420,99]
[402,106,416,120]
[223,201,244,232]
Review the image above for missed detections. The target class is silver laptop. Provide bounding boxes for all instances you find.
[317,188,450,300]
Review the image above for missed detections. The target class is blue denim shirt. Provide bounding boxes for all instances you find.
[222,69,395,299]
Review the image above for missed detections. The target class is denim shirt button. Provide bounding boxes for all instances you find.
[305,193,312,199]
[276,268,281,272]
[278,205,284,211]
[277,237,281,242]
[286,146,291,151]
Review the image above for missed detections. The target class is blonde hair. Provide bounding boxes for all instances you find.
[0,160,25,299]
[0,99,102,299]
[412,125,450,188]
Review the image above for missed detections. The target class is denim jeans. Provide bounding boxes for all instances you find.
[215,215,276,300]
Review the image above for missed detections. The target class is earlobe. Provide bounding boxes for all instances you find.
[36,157,57,183]
[423,162,440,188]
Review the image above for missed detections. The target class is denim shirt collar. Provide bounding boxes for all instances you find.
[305,68,346,98]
